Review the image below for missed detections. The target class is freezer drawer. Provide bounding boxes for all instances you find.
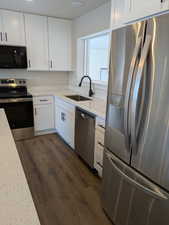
[102,150,169,225]
[75,108,95,168]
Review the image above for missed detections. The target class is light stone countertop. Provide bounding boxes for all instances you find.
[0,109,41,225]
[30,87,107,120]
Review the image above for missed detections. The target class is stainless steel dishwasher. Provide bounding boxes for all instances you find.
[75,107,96,168]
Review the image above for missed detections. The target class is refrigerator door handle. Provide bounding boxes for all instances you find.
[106,151,168,200]
[124,37,142,150]
[131,35,152,152]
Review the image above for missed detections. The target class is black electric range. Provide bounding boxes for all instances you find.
[0,79,34,140]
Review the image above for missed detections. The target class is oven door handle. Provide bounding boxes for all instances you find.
[0,98,33,103]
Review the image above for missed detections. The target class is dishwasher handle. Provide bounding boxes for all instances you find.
[80,113,86,119]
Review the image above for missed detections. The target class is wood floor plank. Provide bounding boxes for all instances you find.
[16,134,112,225]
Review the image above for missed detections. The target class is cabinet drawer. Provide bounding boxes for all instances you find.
[34,96,54,105]
[96,129,105,146]
[95,143,104,167]
[95,163,103,178]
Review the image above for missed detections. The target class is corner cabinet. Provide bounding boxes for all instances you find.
[0,10,25,46]
[48,18,72,71]
[33,96,55,135]
[24,14,49,71]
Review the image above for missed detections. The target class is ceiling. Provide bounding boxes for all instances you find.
[0,0,109,19]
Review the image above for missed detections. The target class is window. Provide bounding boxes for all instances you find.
[84,34,110,83]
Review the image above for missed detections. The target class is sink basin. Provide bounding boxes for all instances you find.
[65,95,91,102]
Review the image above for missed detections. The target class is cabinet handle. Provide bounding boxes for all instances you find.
[98,124,105,130]
[61,112,66,121]
[5,32,7,42]
[28,60,31,68]
[50,60,53,69]
[80,113,86,119]
[40,99,48,102]
[97,162,103,168]
[34,108,37,116]
[98,142,104,147]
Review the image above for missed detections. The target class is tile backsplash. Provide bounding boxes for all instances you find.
[0,70,69,88]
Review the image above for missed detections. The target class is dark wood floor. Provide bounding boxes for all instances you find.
[16,134,112,225]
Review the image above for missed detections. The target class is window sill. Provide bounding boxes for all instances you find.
[92,80,108,86]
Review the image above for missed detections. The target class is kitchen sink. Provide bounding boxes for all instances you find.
[65,95,91,102]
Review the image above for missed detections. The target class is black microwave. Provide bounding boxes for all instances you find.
[0,46,27,69]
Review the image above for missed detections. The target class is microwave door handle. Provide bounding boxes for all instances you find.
[124,37,142,151]
[130,35,152,153]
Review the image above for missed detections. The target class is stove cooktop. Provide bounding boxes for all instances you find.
[0,79,32,99]
[0,92,32,99]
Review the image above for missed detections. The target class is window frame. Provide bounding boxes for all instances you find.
[83,32,110,85]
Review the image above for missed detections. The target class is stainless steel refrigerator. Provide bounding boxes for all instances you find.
[102,13,169,225]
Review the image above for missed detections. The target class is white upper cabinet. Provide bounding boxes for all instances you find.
[0,12,3,45]
[127,0,161,22]
[25,14,49,71]
[111,0,169,28]
[0,10,25,46]
[48,18,72,71]
[161,0,169,11]
[111,0,130,28]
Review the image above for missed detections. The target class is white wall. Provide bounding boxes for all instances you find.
[74,2,111,38]
[69,1,111,100]
[0,70,69,89]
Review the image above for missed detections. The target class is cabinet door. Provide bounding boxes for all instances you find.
[127,0,161,22]
[111,0,130,28]
[161,0,169,11]
[25,14,49,71]
[55,104,75,148]
[48,18,72,71]
[56,106,66,138]
[2,10,25,46]
[0,10,4,44]
[34,104,54,132]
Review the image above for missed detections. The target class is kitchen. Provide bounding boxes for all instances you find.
[0,0,169,225]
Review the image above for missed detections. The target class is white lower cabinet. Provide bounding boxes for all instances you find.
[94,117,105,178]
[55,98,75,149]
[33,96,55,134]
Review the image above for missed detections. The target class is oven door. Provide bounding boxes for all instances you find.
[0,98,34,140]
